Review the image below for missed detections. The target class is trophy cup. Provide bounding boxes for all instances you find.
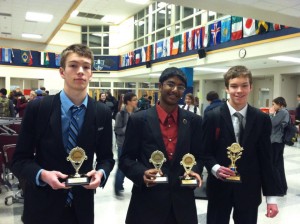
[180,153,198,186]
[149,150,168,183]
[66,147,90,186]
[225,143,243,183]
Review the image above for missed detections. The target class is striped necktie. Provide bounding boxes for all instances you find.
[66,105,83,206]
[234,112,244,144]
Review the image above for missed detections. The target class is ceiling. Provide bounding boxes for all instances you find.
[0,0,300,76]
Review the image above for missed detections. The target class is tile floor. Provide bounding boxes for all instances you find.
[1,143,300,224]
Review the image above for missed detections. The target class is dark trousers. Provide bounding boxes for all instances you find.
[207,198,258,224]
[272,142,288,195]
[115,147,125,192]
[60,205,79,224]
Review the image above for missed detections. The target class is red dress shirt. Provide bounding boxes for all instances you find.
[156,104,178,160]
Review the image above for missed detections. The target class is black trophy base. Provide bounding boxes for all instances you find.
[224,175,242,183]
[154,176,168,184]
[179,176,198,187]
[65,175,91,187]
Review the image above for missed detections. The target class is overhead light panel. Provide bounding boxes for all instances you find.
[25,12,53,22]
[194,67,227,72]
[71,10,79,17]
[126,0,149,4]
[22,33,42,39]
[268,56,300,63]
[101,15,124,24]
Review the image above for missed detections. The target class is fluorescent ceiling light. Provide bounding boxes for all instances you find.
[71,10,79,17]
[25,12,53,22]
[194,67,227,72]
[126,0,149,5]
[101,15,124,24]
[22,33,42,39]
[268,56,300,63]
[92,33,108,37]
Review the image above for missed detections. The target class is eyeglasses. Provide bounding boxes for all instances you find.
[163,82,186,92]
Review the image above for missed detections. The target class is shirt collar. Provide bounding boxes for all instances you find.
[60,90,88,112]
[156,103,178,124]
[226,101,247,118]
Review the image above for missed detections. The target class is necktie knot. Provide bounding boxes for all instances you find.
[234,112,243,123]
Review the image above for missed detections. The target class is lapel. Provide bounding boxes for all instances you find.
[242,105,257,144]
[220,104,236,141]
[146,107,166,152]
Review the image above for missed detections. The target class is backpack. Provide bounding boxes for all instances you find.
[0,97,10,117]
[283,115,298,146]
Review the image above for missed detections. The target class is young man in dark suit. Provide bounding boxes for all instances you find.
[201,65,282,224]
[119,67,203,224]
[12,44,115,224]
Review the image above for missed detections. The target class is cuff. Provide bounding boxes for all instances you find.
[266,196,278,204]
[211,164,221,178]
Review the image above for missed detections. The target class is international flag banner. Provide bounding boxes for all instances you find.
[202,25,209,47]
[243,18,256,38]
[269,23,282,32]
[256,20,269,34]
[141,47,146,62]
[162,37,170,57]
[194,28,201,49]
[209,21,221,46]
[134,49,141,64]
[146,45,151,62]
[41,52,50,66]
[128,51,134,66]
[0,48,2,61]
[29,51,33,65]
[231,16,243,40]
[55,54,61,66]
[156,40,164,59]
[187,30,194,51]
[21,50,30,64]
[170,34,181,55]
[221,17,231,43]
[181,32,187,53]
[2,48,13,63]
[152,44,156,60]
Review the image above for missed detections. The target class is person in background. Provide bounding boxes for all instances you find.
[99,92,107,103]
[295,94,300,124]
[114,92,138,197]
[0,88,16,117]
[106,90,118,119]
[118,93,125,112]
[29,90,37,101]
[119,67,202,224]
[147,95,153,107]
[35,89,44,100]
[137,92,150,111]
[12,44,115,224]
[269,97,289,196]
[16,95,28,117]
[181,93,201,115]
[201,65,283,224]
[204,91,223,116]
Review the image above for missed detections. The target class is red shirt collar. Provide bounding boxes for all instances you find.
[156,103,178,124]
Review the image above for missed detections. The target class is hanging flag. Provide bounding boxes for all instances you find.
[187,30,194,51]
[45,52,50,66]
[21,50,30,64]
[256,20,269,34]
[125,53,130,67]
[210,21,221,46]
[231,16,243,40]
[146,45,152,62]
[156,41,164,59]
[269,23,282,32]
[134,49,141,64]
[141,47,146,62]
[162,37,170,57]
[55,54,61,66]
[28,51,33,66]
[221,17,231,43]
[41,52,50,66]
[170,35,181,55]
[0,48,2,61]
[2,48,13,63]
[194,28,201,49]
[181,32,187,53]
[202,25,209,47]
[243,18,256,38]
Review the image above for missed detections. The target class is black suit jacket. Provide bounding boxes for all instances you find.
[119,106,203,224]
[12,93,115,224]
[201,103,282,210]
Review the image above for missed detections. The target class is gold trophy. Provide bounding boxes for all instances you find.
[66,147,90,186]
[180,153,198,186]
[149,150,168,183]
[225,143,243,183]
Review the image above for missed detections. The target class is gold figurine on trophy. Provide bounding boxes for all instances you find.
[226,143,243,183]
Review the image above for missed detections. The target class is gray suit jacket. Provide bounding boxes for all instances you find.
[270,108,289,143]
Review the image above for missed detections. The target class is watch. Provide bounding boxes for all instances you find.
[239,48,246,58]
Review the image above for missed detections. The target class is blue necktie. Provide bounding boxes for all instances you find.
[66,105,83,206]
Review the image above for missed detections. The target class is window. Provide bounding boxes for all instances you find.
[100,82,111,87]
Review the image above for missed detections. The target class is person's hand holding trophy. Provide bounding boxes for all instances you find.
[65,147,91,186]
[180,153,202,187]
[144,150,168,187]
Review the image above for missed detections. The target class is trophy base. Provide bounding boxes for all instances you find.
[224,175,242,183]
[65,175,91,186]
[154,176,168,183]
[179,176,198,187]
